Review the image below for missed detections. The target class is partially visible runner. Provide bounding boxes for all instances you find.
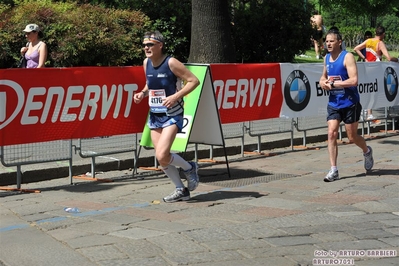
[133,30,200,202]
[354,25,398,62]
[355,30,374,122]
[353,26,398,122]
[319,29,374,182]
[356,30,372,62]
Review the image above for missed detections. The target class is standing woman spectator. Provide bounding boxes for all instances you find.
[310,10,324,60]
[20,24,47,68]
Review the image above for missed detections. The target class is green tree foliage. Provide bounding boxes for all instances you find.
[318,0,399,18]
[316,1,399,51]
[378,14,399,51]
[74,0,192,62]
[0,0,13,6]
[3,0,398,67]
[232,0,314,62]
[0,1,150,68]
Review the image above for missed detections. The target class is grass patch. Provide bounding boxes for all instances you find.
[293,47,399,64]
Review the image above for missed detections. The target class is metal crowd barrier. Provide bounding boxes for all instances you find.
[1,106,398,188]
[0,140,73,188]
[293,115,328,146]
[195,122,247,164]
[388,106,399,131]
[294,114,371,146]
[76,133,139,177]
[365,106,399,133]
[248,117,294,153]
[293,106,399,147]
[360,107,384,136]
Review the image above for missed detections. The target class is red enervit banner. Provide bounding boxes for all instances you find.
[210,64,283,124]
[0,67,148,146]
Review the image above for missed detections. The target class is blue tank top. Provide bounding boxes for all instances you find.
[146,56,184,116]
[325,51,359,108]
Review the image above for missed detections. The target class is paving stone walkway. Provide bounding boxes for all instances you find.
[0,133,398,266]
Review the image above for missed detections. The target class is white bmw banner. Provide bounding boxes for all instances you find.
[280,61,399,118]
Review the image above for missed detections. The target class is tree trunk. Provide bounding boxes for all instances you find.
[188,0,236,63]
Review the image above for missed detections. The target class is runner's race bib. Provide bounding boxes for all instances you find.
[329,76,344,95]
[149,89,167,113]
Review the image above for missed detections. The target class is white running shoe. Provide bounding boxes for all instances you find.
[184,162,199,191]
[324,169,339,182]
[163,188,190,203]
[364,146,374,171]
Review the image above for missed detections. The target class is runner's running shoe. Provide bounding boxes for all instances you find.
[184,162,199,191]
[364,146,374,171]
[163,187,190,203]
[324,169,339,182]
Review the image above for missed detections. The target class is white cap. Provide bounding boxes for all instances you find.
[23,24,40,32]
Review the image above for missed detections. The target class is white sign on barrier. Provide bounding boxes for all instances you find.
[280,62,399,118]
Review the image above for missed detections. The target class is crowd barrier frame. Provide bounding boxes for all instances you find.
[248,118,294,153]
[388,106,399,131]
[76,133,139,178]
[0,140,73,189]
[293,107,398,147]
[1,109,397,188]
[208,122,247,159]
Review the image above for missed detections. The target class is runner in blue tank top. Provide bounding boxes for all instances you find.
[319,29,374,182]
[133,31,200,202]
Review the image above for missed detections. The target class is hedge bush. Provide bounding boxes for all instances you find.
[0,1,151,68]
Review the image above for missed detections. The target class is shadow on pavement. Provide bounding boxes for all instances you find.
[366,169,399,176]
[189,190,266,202]
[340,168,399,180]
[379,139,399,145]
[0,165,296,197]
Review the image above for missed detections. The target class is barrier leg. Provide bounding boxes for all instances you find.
[132,149,138,176]
[0,165,40,193]
[290,125,294,151]
[69,158,73,185]
[91,157,96,178]
[194,143,198,162]
[0,165,41,193]
[241,124,245,157]
[17,165,22,189]
[384,107,388,134]
[361,120,365,137]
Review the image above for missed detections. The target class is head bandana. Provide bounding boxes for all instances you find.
[143,36,162,43]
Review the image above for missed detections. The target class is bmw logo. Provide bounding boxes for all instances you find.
[384,67,398,102]
[284,70,311,111]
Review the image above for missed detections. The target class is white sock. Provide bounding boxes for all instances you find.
[169,154,191,171]
[331,166,338,172]
[161,164,184,188]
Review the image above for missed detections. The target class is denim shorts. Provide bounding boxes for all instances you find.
[147,112,184,132]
